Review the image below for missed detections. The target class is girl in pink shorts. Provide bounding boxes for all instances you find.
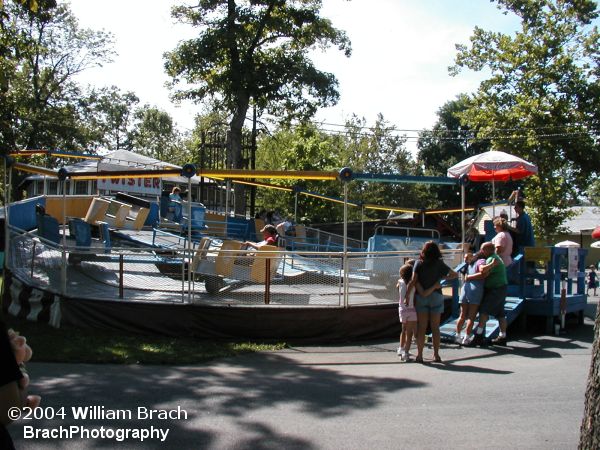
[398,264,417,362]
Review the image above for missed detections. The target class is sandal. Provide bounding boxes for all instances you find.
[415,356,424,364]
[433,355,442,363]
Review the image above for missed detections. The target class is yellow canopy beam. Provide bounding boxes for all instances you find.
[233,180,294,192]
[363,204,420,214]
[197,169,338,180]
[425,207,476,215]
[11,162,59,178]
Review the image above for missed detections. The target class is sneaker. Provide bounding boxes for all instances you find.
[397,347,402,356]
[491,336,507,346]
[403,351,411,362]
[400,353,408,362]
[455,334,463,344]
[461,335,473,346]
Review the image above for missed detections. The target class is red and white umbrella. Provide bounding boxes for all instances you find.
[447,150,538,182]
[592,226,600,249]
[447,150,538,218]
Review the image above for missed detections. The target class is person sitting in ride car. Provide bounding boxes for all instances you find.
[244,224,278,249]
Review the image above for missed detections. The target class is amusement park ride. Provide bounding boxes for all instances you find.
[0,150,589,341]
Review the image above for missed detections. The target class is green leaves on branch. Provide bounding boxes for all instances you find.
[450,0,600,240]
[165,1,351,215]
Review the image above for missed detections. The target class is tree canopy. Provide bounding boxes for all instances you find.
[255,115,430,224]
[0,1,114,153]
[165,0,351,215]
[450,0,600,240]
[417,96,508,212]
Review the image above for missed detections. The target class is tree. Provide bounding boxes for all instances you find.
[450,0,600,241]
[256,122,345,223]
[417,96,502,211]
[0,1,114,152]
[255,115,430,224]
[165,0,351,216]
[342,114,426,219]
[585,178,600,206]
[130,105,185,163]
[580,304,600,448]
[80,86,138,151]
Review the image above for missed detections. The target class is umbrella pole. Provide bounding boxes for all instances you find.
[492,180,496,218]
[461,182,465,253]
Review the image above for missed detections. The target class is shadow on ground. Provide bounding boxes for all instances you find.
[15,351,425,449]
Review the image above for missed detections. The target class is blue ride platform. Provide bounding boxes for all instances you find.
[438,246,588,342]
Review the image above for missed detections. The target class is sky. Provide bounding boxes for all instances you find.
[68,0,520,147]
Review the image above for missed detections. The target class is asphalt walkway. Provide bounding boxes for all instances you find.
[9,308,597,450]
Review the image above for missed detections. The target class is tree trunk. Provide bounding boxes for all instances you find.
[228,95,249,217]
[579,303,600,448]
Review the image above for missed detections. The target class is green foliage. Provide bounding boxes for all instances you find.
[165,0,351,214]
[586,178,600,205]
[130,105,187,164]
[526,172,576,237]
[255,116,430,224]
[0,2,114,153]
[451,0,600,240]
[257,122,343,223]
[183,109,231,165]
[417,96,508,210]
[80,86,139,151]
[166,0,351,120]
[342,114,427,219]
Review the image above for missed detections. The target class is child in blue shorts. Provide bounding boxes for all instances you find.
[456,250,487,345]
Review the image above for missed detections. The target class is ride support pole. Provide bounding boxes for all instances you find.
[264,258,271,305]
[119,254,124,299]
[30,241,36,278]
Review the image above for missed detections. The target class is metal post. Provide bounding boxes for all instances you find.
[492,180,496,218]
[264,258,271,305]
[461,182,465,254]
[225,180,230,215]
[119,254,124,299]
[343,183,349,308]
[187,176,193,302]
[158,178,163,222]
[361,205,365,247]
[61,179,67,296]
[294,192,298,223]
[4,160,11,273]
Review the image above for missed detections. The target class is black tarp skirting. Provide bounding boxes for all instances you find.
[3,269,400,342]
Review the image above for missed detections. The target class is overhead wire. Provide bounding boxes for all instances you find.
[7,112,600,148]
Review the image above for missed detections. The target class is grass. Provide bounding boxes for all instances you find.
[4,314,287,365]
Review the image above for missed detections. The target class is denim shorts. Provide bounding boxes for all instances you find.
[415,291,444,314]
[459,284,484,305]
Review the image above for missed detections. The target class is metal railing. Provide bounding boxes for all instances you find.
[7,226,461,307]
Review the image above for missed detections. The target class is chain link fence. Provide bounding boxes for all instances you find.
[7,227,462,307]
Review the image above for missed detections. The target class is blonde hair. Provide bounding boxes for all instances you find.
[493,217,508,231]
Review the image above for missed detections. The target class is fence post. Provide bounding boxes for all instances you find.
[30,241,36,279]
[343,183,349,308]
[119,254,124,299]
[60,175,68,296]
[264,257,271,305]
